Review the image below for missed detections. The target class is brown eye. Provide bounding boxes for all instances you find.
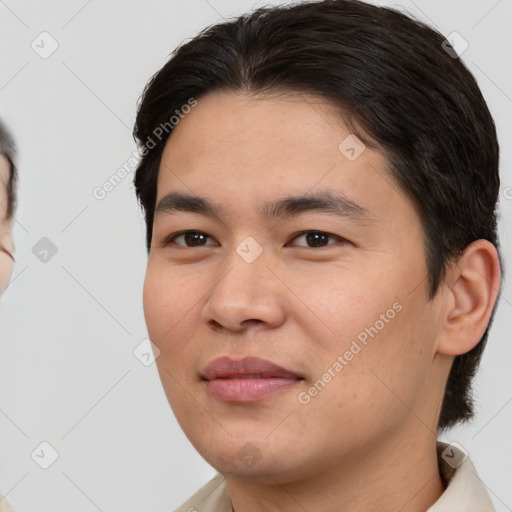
[167,231,217,247]
[290,231,343,248]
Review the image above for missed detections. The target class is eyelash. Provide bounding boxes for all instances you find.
[163,230,346,249]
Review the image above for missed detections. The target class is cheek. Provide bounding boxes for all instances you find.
[290,265,400,355]
[142,266,202,414]
[144,263,188,331]
[142,263,206,362]
[295,307,433,445]
[142,268,168,337]
[295,266,433,403]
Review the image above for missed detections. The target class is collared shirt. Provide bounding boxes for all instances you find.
[173,443,495,511]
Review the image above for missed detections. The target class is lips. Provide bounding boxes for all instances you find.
[201,356,302,402]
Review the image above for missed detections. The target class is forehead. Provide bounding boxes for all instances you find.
[157,91,398,207]
[158,91,381,189]
[162,91,352,158]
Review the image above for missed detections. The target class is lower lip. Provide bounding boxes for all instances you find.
[205,377,300,402]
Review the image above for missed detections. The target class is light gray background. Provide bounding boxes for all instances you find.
[0,0,510,510]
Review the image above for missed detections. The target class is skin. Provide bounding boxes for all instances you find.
[0,155,14,295]
[143,91,500,512]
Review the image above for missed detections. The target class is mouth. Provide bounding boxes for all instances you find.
[201,356,303,403]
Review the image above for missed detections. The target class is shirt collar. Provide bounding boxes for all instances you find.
[427,442,495,511]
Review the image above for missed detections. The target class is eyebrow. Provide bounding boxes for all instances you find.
[154,191,373,222]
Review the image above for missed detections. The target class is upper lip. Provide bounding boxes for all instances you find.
[201,356,302,380]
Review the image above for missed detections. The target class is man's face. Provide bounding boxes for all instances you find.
[0,155,14,295]
[144,91,446,480]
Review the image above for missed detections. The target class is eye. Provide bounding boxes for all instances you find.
[0,247,15,261]
[165,230,217,247]
[289,230,345,248]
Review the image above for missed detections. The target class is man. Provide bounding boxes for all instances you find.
[133,0,502,510]
[0,118,18,512]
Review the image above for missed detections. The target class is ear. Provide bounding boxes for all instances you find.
[436,239,501,356]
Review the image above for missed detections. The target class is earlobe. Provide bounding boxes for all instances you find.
[436,239,501,356]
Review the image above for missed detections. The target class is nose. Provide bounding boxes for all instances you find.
[200,244,287,333]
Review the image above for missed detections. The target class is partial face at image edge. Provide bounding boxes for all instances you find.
[0,154,15,296]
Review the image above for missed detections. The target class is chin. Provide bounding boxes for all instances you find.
[192,433,304,480]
